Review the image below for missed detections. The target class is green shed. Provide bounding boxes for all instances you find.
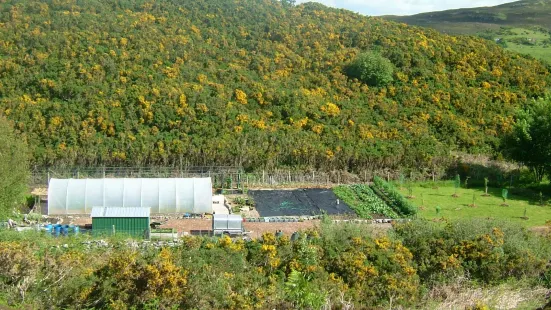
[91,207,150,238]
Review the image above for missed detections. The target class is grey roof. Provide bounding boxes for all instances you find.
[91,207,150,218]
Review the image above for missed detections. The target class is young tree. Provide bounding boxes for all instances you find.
[501,188,509,207]
[504,97,551,183]
[0,117,29,219]
[452,174,460,197]
[483,177,490,196]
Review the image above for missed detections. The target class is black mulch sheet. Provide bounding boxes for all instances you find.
[249,189,354,217]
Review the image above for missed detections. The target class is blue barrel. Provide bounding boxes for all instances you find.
[54,225,61,236]
[61,225,69,235]
[74,226,80,235]
[45,224,53,233]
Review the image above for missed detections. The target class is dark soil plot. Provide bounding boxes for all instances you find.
[249,189,354,217]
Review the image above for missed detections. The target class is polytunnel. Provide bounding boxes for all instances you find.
[47,178,213,215]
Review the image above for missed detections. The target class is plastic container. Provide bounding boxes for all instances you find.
[45,224,53,233]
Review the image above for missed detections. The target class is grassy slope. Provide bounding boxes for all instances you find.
[385,0,551,63]
[387,0,551,31]
[500,28,551,63]
[399,184,551,227]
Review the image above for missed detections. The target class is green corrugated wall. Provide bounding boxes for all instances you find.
[92,217,149,238]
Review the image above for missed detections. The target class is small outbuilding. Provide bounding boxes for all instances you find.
[91,207,150,238]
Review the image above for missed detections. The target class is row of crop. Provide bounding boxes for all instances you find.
[372,176,417,216]
[333,185,398,219]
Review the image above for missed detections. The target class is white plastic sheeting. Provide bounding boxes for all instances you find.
[48,178,213,215]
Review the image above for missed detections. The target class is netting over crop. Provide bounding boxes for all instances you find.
[47,178,212,215]
[249,189,353,217]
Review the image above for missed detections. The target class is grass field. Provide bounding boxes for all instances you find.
[496,27,551,64]
[398,183,551,228]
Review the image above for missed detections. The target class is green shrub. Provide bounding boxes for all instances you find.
[393,219,551,285]
[345,51,394,86]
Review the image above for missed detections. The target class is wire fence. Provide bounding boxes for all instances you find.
[30,166,454,188]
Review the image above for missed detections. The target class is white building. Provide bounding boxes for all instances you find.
[47,178,212,215]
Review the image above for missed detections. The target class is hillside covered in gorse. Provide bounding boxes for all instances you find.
[0,0,549,171]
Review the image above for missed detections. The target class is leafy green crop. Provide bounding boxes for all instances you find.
[373,177,417,216]
[334,184,398,219]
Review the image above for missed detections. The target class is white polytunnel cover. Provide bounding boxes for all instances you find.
[47,178,213,215]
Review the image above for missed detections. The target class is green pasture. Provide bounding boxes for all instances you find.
[506,43,551,64]
[398,184,551,228]
[498,28,551,64]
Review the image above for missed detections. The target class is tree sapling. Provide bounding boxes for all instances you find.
[501,188,509,207]
[452,174,460,198]
[482,177,490,196]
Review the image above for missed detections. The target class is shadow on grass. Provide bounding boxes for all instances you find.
[480,186,551,207]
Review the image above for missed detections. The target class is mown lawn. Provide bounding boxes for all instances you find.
[398,184,551,227]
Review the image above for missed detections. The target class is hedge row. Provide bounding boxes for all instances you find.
[372,176,417,216]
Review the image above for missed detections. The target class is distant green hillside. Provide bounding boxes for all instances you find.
[386,0,551,63]
[0,0,549,171]
[387,0,551,32]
